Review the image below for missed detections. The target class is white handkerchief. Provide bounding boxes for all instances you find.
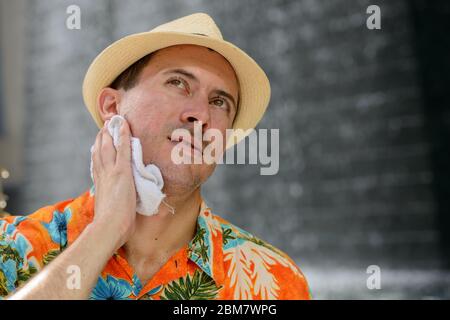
[89,115,167,216]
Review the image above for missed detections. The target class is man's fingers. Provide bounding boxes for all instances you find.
[116,119,132,168]
[92,128,104,179]
[101,121,116,169]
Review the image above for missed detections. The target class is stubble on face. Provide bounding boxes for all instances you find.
[122,106,211,196]
[146,122,210,196]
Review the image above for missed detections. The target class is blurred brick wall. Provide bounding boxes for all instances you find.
[410,0,450,267]
[205,0,442,270]
[8,0,446,276]
[14,0,112,209]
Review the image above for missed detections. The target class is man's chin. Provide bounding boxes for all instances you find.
[150,146,213,193]
[159,163,203,192]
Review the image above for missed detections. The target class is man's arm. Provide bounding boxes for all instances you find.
[7,119,137,299]
[8,221,118,300]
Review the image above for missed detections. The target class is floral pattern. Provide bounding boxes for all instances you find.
[41,207,72,249]
[0,186,311,299]
[90,275,133,300]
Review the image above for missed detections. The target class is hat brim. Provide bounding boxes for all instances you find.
[82,31,271,148]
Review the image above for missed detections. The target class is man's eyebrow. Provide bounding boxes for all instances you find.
[162,68,238,110]
[162,68,198,82]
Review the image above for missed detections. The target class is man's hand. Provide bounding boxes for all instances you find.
[8,119,137,299]
[91,118,136,250]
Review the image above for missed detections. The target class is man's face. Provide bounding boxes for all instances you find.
[108,45,239,195]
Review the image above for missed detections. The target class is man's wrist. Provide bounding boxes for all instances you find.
[83,220,122,257]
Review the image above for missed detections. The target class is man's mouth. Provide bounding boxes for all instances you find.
[168,136,203,155]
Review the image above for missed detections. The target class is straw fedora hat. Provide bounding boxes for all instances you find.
[82,12,271,147]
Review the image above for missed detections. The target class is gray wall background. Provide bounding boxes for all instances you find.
[2,0,450,298]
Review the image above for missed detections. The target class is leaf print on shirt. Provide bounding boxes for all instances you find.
[189,227,209,264]
[43,249,60,266]
[222,226,236,245]
[0,241,22,267]
[0,273,7,296]
[243,234,288,259]
[160,269,221,300]
[0,259,16,295]
[224,228,302,300]
[0,240,37,295]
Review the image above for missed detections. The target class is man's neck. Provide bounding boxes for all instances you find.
[122,188,202,266]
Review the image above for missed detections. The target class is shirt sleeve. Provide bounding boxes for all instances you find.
[0,216,40,298]
[0,202,68,298]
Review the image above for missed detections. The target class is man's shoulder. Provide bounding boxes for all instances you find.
[206,210,311,299]
[0,188,92,226]
[209,211,297,263]
[0,188,93,255]
[0,192,91,297]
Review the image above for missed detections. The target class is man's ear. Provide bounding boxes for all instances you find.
[97,87,121,123]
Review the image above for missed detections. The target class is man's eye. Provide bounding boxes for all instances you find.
[211,98,228,109]
[168,78,188,91]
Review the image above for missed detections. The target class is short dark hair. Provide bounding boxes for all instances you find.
[109,52,155,90]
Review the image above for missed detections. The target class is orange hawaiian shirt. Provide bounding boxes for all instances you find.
[0,185,311,300]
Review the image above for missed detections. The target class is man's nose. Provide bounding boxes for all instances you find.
[179,98,211,131]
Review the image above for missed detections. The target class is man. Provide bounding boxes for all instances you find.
[0,13,311,300]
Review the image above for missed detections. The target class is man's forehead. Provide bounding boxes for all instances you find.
[151,45,237,78]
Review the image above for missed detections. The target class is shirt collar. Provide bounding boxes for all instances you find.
[187,199,226,288]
